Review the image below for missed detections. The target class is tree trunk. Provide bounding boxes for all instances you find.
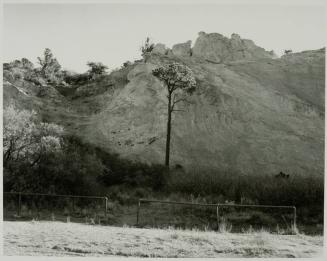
[165,93,172,167]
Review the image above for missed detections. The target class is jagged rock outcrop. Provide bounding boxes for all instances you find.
[171,40,192,56]
[153,31,276,63]
[192,31,275,63]
[152,43,168,55]
[3,33,325,178]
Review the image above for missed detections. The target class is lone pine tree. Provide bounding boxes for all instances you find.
[152,62,196,167]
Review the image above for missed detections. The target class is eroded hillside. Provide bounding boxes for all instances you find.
[3,32,325,177]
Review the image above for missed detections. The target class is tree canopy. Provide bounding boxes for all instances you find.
[152,62,196,95]
[37,48,62,83]
[87,62,108,76]
[3,104,64,168]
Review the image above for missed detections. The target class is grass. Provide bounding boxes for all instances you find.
[3,221,323,257]
[218,217,233,233]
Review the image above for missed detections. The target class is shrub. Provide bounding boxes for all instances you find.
[13,71,23,80]
[64,73,92,85]
[3,104,63,169]
[96,148,168,190]
[87,62,108,77]
[167,169,323,217]
[3,70,14,82]
[140,37,154,61]
[3,63,11,70]
[37,48,62,84]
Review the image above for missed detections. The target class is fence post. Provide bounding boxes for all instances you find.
[216,204,219,231]
[72,197,75,213]
[18,192,22,217]
[136,200,141,226]
[293,206,297,228]
[104,197,108,220]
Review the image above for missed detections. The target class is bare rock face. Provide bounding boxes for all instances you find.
[192,31,229,63]
[152,43,168,55]
[192,31,274,63]
[171,40,192,56]
[268,50,278,59]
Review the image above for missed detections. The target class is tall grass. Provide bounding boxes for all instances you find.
[167,168,323,220]
[218,217,233,233]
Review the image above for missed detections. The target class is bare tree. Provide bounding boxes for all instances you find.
[152,62,196,166]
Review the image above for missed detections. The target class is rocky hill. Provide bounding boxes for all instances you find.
[3,32,325,177]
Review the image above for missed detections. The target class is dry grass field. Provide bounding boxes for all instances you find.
[3,221,323,257]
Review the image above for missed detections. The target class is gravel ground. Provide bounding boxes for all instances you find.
[3,221,324,257]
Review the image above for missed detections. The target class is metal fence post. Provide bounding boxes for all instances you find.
[293,206,297,228]
[104,197,108,219]
[216,204,219,231]
[18,192,22,217]
[136,200,141,226]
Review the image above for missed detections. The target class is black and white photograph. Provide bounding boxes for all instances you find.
[1,0,326,258]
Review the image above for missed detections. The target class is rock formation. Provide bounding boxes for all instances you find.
[153,31,276,63]
[171,40,192,56]
[152,43,168,55]
[192,32,275,62]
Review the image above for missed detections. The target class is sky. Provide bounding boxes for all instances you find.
[3,1,326,73]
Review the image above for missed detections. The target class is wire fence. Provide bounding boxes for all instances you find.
[3,193,297,233]
[3,192,108,224]
[136,199,296,233]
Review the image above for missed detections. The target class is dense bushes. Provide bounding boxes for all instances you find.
[3,50,111,89]
[95,148,168,190]
[4,132,323,225]
[3,54,62,87]
[63,72,92,85]
[4,129,323,213]
[3,105,63,173]
[168,169,323,207]
[2,104,167,196]
[167,169,324,224]
[3,130,168,196]
[4,136,103,195]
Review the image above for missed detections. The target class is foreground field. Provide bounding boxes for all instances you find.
[3,221,323,257]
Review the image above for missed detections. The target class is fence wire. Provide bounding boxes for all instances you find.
[136,199,296,233]
[3,192,108,224]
